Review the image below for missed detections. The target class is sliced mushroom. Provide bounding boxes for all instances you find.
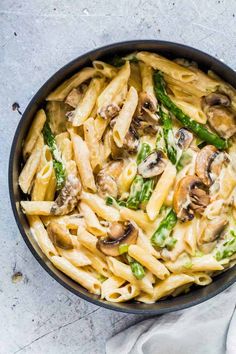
[123,125,140,153]
[98,103,120,120]
[200,216,228,244]
[207,106,236,139]
[51,175,81,215]
[108,222,125,240]
[202,92,231,111]
[47,221,73,249]
[175,128,193,150]
[173,176,210,222]
[139,92,157,113]
[97,222,138,256]
[96,160,124,198]
[65,88,83,108]
[195,145,228,186]
[133,117,158,136]
[138,151,167,178]
[201,92,236,139]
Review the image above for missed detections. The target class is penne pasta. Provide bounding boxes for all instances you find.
[27,215,57,258]
[128,245,169,280]
[137,51,197,82]
[107,257,153,295]
[97,61,130,112]
[50,255,101,295]
[72,77,105,126]
[19,135,44,194]
[71,134,97,192]
[79,201,107,236]
[31,161,54,201]
[21,201,54,215]
[113,86,138,147]
[23,109,46,160]
[81,192,120,222]
[83,117,102,171]
[146,162,176,220]
[47,67,97,101]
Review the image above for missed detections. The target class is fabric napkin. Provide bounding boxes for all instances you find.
[106,284,236,354]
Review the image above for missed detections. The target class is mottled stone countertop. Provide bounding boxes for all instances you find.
[1,0,236,353]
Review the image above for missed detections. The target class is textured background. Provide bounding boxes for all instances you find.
[1,0,236,353]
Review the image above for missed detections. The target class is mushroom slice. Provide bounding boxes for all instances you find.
[206,106,236,139]
[47,222,73,250]
[202,92,231,111]
[175,128,193,150]
[98,103,120,120]
[108,222,125,240]
[200,216,228,244]
[65,88,83,108]
[96,160,124,198]
[97,222,138,256]
[139,92,157,113]
[173,176,210,222]
[51,175,81,216]
[123,125,140,153]
[138,151,167,178]
[195,145,228,186]
[133,117,158,136]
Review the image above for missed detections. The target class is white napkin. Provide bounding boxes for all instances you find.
[106,284,236,354]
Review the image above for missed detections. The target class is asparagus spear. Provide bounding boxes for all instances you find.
[126,255,145,280]
[159,107,178,164]
[106,196,126,208]
[151,209,177,250]
[156,127,167,153]
[140,179,154,204]
[176,149,194,172]
[154,71,228,150]
[137,143,151,165]
[215,230,236,261]
[126,175,144,210]
[109,53,138,67]
[43,121,66,190]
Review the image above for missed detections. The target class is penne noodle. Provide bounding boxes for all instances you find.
[79,201,107,236]
[92,61,117,79]
[27,215,57,258]
[118,160,137,196]
[21,201,54,215]
[31,161,53,201]
[165,254,224,273]
[128,245,170,280]
[71,134,97,192]
[101,276,126,299]
[97,61,130,112]
[137,51,197,82]
[113,86,138,147]
[47,67,97,101]
[105,283,139,302]
[146,162,176,221]
[81,192,120,222]
[107,257,153,295]
[23,109,46,160]
[19,135,44,194]
[83,117,102,171]
[72,77,105,126]
[50,255,101,295]
[139,62,157,108]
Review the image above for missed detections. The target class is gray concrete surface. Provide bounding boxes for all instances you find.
[1,0,236,353]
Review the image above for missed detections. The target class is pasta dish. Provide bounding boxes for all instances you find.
[19,51,236,303]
